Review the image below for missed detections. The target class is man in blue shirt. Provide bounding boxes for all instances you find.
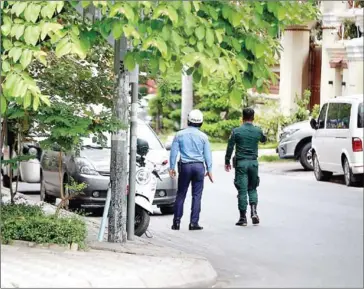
[169,109,213,231]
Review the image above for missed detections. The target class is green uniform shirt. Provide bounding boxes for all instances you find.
[225,122,267,165]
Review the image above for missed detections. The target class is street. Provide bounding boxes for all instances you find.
[21,159,363,288]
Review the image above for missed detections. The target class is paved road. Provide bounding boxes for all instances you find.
[19,160,363,288]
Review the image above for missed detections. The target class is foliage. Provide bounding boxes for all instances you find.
[311,104,320,119]
[0,203,87,246]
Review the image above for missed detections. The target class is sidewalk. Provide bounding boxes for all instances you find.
[1,244,217,288]
[212,149,276,166]
[0,188,218,288]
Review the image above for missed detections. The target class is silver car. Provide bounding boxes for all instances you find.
[277,120,314,170]
[40,121,177,214]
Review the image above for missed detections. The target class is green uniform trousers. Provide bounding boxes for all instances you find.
[234,159,260,211]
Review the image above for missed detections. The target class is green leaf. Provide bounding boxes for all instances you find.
[222,5,230,19]
[20,49,33,69]
[230,88,242,109]
[208,6,218,21]
[4,73,18,94]
[56,38,72,58]
[192,2,200,11]
[189,36,197,45]
[174,61,182,72]
[124,24,140,39]
[39,94,51,106]
[1,95,7,114]
[193,70,202,83]
[33,94,40,111]
[172,30,184,46]
[124,53,136,71]
[81,1,91,8]
[197,42,204,52]
[9,47,22,63]
[215,29,224,43]
[231,38,241,52]
[34,51,47,66]
[231,11,243,27]
[40,22,63,40]
[254,43,265,58]
[206,29,214,47]
[159,58,166,73]
[24,26,40,46]
[185,14,197,28]
[195,26,205,41]
[1,16,12,36]
[2,60,10,72]
[167,7,178,24]
[256,78,264,88]
[2,39,13,51]
[183,2,191,13]
[277,6,286,21]
[155,38,168,57]
[12,2,27,17]
[24,92,32,109]
[56,1,64,13]
[72,39,87,59]
[41,2,57,19]
[112,21,124,39]
[15,24,25,40]
[254,2,264,15]
[24,3,41,23]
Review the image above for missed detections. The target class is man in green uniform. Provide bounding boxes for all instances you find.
[225,108,267,226]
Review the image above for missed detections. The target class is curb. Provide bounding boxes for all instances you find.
[8,240,80,252]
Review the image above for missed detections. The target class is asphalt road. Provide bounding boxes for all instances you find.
[18,160,363,288]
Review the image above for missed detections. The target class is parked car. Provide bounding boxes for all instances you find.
[310,95,363,186]
[1,141,42,188]
[277,120,314,170]
[40,120,177,213]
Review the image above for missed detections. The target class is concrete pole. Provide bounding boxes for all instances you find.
[127,65,139,241]
[109,36,129,243]
[180,69,193,129]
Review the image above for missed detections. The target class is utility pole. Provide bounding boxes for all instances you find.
[180,68,193,129]
[109,36,129,243]
[127,65,139,241]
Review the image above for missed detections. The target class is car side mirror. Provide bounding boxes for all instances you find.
[310,118,317,130]
[165,143,171,151]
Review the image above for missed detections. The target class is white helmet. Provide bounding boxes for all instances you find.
[188,109,204,124]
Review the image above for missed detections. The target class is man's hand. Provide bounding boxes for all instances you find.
[169,169,176,178]
[205,172,214,183]
[225,164,232,172]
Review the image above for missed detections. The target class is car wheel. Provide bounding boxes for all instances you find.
[160,205,174,215]
[299,142,313,171]
[134,205,150,237]
[313,153,332,182]
[343,157,356,187]
[2,174,11,188]
[40,176,56,205]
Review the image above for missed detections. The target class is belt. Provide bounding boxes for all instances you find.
[180,161,204,165]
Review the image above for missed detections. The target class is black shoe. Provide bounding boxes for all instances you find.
[189,223,203,230]
[171,222,180,230]
[250,204,260,225]
[236,210,247,226]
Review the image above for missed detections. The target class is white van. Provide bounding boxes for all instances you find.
[310,95,363,186]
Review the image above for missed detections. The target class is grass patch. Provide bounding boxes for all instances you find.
[0,204,87,247]
[258,155,293,163]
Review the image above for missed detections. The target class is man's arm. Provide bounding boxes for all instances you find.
[225,130,236,165]
[203,138,212,173]
[169,134,180,171]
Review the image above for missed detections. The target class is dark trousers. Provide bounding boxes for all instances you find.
[173,162,205,224]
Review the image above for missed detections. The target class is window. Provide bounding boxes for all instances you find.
[317,104,328,129]
[137,123,163,150]
[358,103,364,128]
[326,103,351,129]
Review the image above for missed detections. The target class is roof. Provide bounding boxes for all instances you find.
[328,95,364,104]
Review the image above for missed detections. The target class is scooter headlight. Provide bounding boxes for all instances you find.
[28,147,38,155]
[136,168,151,185]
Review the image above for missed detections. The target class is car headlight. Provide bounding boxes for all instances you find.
[79,166,99,175]
[28,147,38,155]
[136,168,151,185]
[280,129,300,141]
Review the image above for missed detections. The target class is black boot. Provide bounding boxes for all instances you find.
[171,221,180,230]
[189,223,203,230]
[235,210,247,226]
[250,204,260,225]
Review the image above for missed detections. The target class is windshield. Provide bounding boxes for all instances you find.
[358,103,364,128]
[80,122,163,150]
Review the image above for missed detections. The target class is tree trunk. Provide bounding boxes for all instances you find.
[108,37,129,243]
